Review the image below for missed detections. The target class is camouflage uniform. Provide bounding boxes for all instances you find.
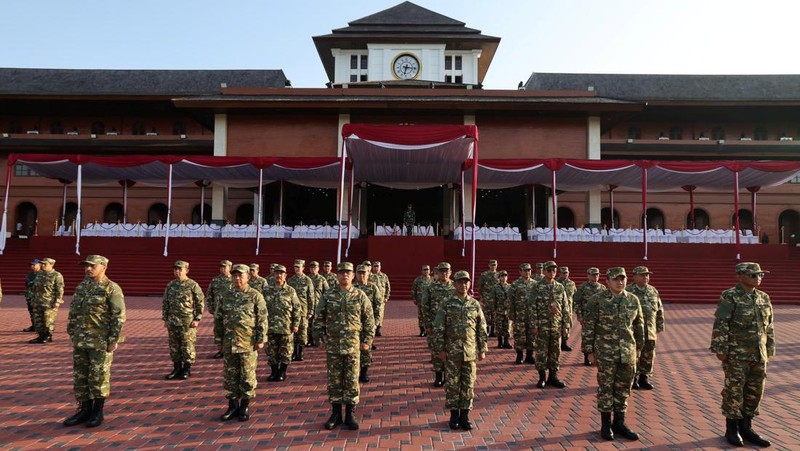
[490,278,514,342]
[288,272,315,346]
[354,280,382,368]
[248,274,269,295]
[162,275,205,365]
[24,263,41,328]
[421,277,455,373]
[411,270,432,333]
[556,273,576,337]
[371,268,390,328]
[529,278,569,372]
[264,282,300,366]
[627,281,665,379]
[32,264,65,340]
[573,276,607,362]
[510,276,536,352]
[477,266,499,335]
[323,269,338,290]
[403,206,416,235]
[206,273,232,318]
[214,283,267,400]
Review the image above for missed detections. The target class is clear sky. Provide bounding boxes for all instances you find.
[3,0,800,89]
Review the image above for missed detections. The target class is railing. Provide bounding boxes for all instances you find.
[527,226,759,244]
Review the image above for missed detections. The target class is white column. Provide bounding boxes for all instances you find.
[585,116,602,226]
[212,114,228,224]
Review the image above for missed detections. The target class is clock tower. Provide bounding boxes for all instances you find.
[313,1,500,87]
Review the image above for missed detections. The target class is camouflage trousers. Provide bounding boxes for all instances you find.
[426,334,445,372]
[595,358,636,412]
[167,324,197,364]
[25,295,35,325]
[444,358,477,410]
[296,313,308,345]
[326,352,360,405]
[223,351,258,400]
[512,321,534,351]
[495,313,511,339]
[637,339,657,376]
[266,333,293,365]
[534,327,562,371]
[482,298,495,332]
[72,347,114,401]
[721,358,767,419]
[415,301,425,331]
[34,304,59,336]
[373,301,385,327]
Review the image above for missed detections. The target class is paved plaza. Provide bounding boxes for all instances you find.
[0,294,798,450]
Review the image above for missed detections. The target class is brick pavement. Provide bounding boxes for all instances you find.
[0,294,798,450]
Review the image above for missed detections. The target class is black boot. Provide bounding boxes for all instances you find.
[29,334,46,344]
[739,416,770,447]
[359,366,370,383]
[419,327,426,337]
[631,374,640,389]
[600,412,614,440]
[165,362,182,380]
[502,337,513,349]
[179,363,191,380]
[238,398,250,421]
[23,325,35,332]
[524,350,535,364]
[434,371,444,387]
[515,350,524,364]
[212,350,224,359]
[325,403,343,430]
[220,398,239,421]
[459,409,473,431]
[584,353,592,366]
[638,374,653,390]
[344,404,359,430]
[64,400,93,426]
[291,343,299,361]
[44,333,53,343]
[277,363,288,382]
[449,409,461,429]
[547,369,566,388]
[296,345,304,361]
[536,370,547,388]
[375,326,382,337]
[267,364,279,382]
[611,411,639,440]
[86,398,105,428]
[725,418,744,446]
[561,337,572,351]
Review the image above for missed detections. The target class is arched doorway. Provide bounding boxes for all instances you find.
[557,207,575,228]
[15,202,38,236]
[778,209,800,244]
[62,202,78,229]
[147,203,168,225]
[235,203,254,225]
[192,203,212,224]
[732,209,754,230]
[686,208,709,229]
[601,207,620,229]
[475,186,526,230]
[643,208,665,229]
[104,202,124,223]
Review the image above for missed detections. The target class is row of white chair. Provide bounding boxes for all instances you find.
[79,223,360,239]
[374,225,435,236]
[528,227,760,244]
[453,226,523,241]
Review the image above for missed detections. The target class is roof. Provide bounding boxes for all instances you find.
[0,68,288,96]
[346,1,467,29]
[525,72,800,102]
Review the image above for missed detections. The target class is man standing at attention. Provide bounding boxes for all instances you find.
[421,262,455,387]
[64,255,125,428]
[354,264,382,382]
[411,264,432,337]
[530,261,568,389]
[288,259,315,362]
[306,261,330,347]
[248,263,269,294]
[162,260,205,380]
[263,264,300,382]
[556,266,576,351]
[510,263,537,365]
[403,203,416,236]
[490,270,514,349]
[371,261,390,337]
[207,260,232,359]
[477,259,500,338]
[627,266,665,390]
[573,267,607,366]
[30,257,64,343]
[23,258,42,332]
[710,262,774,448]
[322,261,338,288]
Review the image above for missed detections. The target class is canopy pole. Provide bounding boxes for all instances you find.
[642,167,648,261]
[335,141,347,264]
[470,141,478,286]
[256,169,264,256]
[751,190,758,233]
[200,183,205,224]
[460,171,466,257]
[0,160,14,255]
[123,181,128,223]
[530,184,536,230]
[163,164,173,257]
[345,166,354,257]
[734,172,741,260]
[75,165,82,255]
[61,183,68,228]
[689,188,695,228]
[278,180,284,227]
[551,170,558,258]
[609,187,615,228]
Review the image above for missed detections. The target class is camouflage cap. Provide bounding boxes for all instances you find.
[489,259,498,265]
[41,257,56,265]
[323,261,333,266]
[606,267,627,279]
[453,270,471,281]
[80,255,108,266]
[362,260,372,266]
[270,263,278,270]
[559,266,570,273]
[498,270,508,277]
[231,264,249,274]
[309,261,319,267]
[587,267,600,275]
[356,264,368,272]
[735,262,770,275]
[373,261,381,266]
[519,263,532,270]
[173,260,189,269]
[294,259,305,267]
[249,263,260,270]
[535,262,544,269]
[273,264,287,273]
[632,266,651,275]
[421,264,430,270]
[30,258,41,265]
[543,261,558,269]
[436,262,451,271]
[219,260,232,267]
[338,262,354,272]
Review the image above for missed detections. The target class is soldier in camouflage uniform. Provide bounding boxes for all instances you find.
[403,203,416,235]
[162,260,205,380]
[557,266,576,351]
[477,259,500,337]
[583,267,644,441]
[354,264,382,382]
[322,261,338,288]
[371,261,390,337]
[710,262,774,448]
[248,263,269,294]
[263,264,300,382]
[411,264,432,337]
[490,270,514,349]
[30,257,65,343]
[23,259,42,332]
[214,264,267,422]
[627,266,665,390]
[207,260,232,359]
[510,263,537,364]
[421,262,455,387]
[533,262,545,282]
[64,255,125,428]
[433,270,488,431]
[288,259,315,362]
[529,261,569,389]
[307,261,330,347]
[313,262,375,431]
[573,267,607,366]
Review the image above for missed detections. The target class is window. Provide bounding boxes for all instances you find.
[349,54,368,82]
[627,126,641,139]
[556,207,575,228]
[601,207,620,229]
[732,209,753,230]
[753,127,768,141]
[14,165,39,176]
[711,126,725,140]
[643,208,665,229]
[686,208,709,229]
[444,55,463,84]
[104,203,124,223]
[669,126,683,140]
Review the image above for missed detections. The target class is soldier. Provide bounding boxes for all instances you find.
[23,259,42,332]
[533,262,545,282]
[371,261,390,337]
[433,270,488,431]
[263,264,300,382]
[411,264,432,337]
[420,262,455,387]
[529,261,569,389]
[354,264,382,382]
[307,261,330,347]
[477,259,500,337]
[313,262,375,431]
[207,260,232,359]
[583,267,644,441]
[490,270,514,349]
[557,266,576,351]
[710,262,774,448]
[403,203,416,236]
[30,257,65,343]
[214,264,267,422]
[510,263,537,364]
[573,267,607,366]
[63,255,125,428]
[162,260,205,380]
[627,266,665,390]
[248,263,269,294]
[322,261,338,288]
[288,259,315,362]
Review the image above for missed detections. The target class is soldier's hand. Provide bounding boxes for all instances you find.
[107,343,118,353]
[589,353,596,365]
[255,343,264,351]
[438,351,447,362]
[360,343,370,351]
[478,352,486,361]
[716,353,728,362]
[190,320,200,328]
[292,327,299,334]
[550,305,560,315]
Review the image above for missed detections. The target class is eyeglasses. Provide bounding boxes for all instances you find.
[749,273,764,279]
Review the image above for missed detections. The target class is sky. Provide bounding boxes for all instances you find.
[3,0,800,89]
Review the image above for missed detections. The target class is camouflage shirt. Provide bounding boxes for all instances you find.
[313,285,375,355]
[582,290,644,364]
[433,293,488,361]
[288,274,316,317]
[411,275,432,305]
[67,277,126,351]
[403,209,416,226]
[264,283,301,334]
[528,280,569,333]
[162,277,205,325]
[477,270,499,300]
[557,277,576,315]
[309,273,330,308]
[25,270,39,301]
[627,283,665,340]
[573,281,607,321]
[248,275,269,295]
[354,281,383,311]
[489,282,514,313]
[206,274,232,315]
[509,278,536,323]
[323,272,338,289]
[421,279,455,329]
[34,270,65,308]
[372,272,391,302]
[710,283,775,362]
[214,286,267,354]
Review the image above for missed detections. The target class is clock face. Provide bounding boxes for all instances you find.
[392,54,420,80]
